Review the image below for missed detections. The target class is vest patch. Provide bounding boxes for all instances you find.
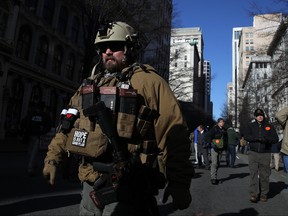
[72,130,88,147]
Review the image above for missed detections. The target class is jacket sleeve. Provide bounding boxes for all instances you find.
[205,127,215,143]
[131,69,194,189]
[243,123,255,142]
[44,132,67,164]
[44,91,80,164]
[275,107,288,128]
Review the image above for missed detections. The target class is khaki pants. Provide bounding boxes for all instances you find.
[270,153,280,170]
[210,148,221,180]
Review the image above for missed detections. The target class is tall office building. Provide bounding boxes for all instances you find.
[231,13,283,127]
[203,60,212,115]
[170,27,209,129]
[230,27,242,126]
[169,27,204,104]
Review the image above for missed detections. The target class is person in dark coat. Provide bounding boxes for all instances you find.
[243,108,278,203]
[205,118,227,185]
[226,124,240,168]
[196,125,210,169]
[21,101,51,176]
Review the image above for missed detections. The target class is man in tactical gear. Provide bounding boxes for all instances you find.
[43,21,194,215]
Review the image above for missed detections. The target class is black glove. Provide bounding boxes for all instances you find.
[162,184,191,210]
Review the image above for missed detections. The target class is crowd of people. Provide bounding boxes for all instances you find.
[190,108,288,203]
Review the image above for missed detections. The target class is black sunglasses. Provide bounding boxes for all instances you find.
[97,42,125,53]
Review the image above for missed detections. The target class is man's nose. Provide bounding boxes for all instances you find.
[104,48,113,54]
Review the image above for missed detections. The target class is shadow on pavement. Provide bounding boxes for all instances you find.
[269,181,288,199]
[219,173,250,183]
[217,207,259,216]
[158,203,176,216]
[0,194,81,216]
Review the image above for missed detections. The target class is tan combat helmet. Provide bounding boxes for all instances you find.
[95,21,137,44]
[94,21,141,65]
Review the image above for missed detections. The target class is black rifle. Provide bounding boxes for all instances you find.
[83,101,127,209]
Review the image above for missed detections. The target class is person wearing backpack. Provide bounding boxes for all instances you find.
[205,118,227,185]
[197,125,210,170]
[226,123,240,168]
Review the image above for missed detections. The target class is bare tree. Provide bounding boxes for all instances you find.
[236,1,288,130]
[73,0,172,79]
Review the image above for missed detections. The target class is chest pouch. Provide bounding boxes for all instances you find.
[65,125,108,158]
[116,88,137,138]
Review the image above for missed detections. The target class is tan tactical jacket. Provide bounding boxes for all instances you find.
[275,107,288,155]
[45,64,193,188]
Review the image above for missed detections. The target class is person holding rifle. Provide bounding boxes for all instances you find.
[42,21,194,215]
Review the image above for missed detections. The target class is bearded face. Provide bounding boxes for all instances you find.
[98,42,128,72]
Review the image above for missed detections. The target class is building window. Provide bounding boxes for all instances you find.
[264,73,267,79]
[0,1,9,37]
[250,46,254,51]
[184,55,187,60]
[4,78,24,135]
[245,46,249,51]
[35,36,49,68]
[184,62,187,68]
[52,45,63,75]
[42,0,55,25]
[245,39,249,44]
[71,16,79,43]
[66,53,75,80]
[24,0,38,13]
[57,6,68,35]
[245,33,249,37]
[174,62,177,67]
[250,39,254,44]
[256,73,260,79]
[16,26,32,60]
[30,85,43,104]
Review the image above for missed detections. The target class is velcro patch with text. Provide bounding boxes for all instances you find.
[72,130,88,147]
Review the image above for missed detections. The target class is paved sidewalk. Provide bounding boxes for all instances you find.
[190,151,288,182]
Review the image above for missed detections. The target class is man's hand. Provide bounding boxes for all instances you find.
[43,161,57,185]
[162,185,192,210]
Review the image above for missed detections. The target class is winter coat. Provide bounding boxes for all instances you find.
[275,107,288,155]
[197,131,209,148]
[205,125,227,151]
[243,120,278,153]
[45,64,194,189]
[227,127,240,146]
[193,128,198,144]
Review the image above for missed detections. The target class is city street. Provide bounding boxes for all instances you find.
[0,147,287,216]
